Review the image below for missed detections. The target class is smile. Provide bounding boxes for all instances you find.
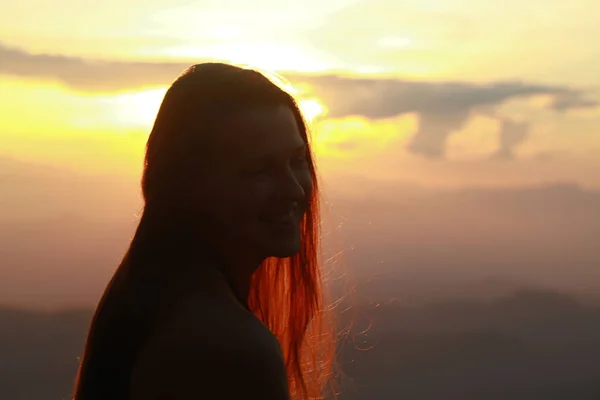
[263,209,295,224]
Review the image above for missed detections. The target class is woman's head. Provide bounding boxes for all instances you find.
[142,63,316,266]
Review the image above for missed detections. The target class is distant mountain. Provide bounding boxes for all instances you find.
[336,287,600,399]
[2,288,600,400]
[0,307,91,400]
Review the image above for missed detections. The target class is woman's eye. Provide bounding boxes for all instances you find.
[292,155,308,166]
[249,166,268,175]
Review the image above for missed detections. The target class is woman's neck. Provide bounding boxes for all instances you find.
[183,251,264,310]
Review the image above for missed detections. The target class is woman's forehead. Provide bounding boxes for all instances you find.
[211,105,305,162]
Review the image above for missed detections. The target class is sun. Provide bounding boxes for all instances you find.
[299,98,327,124]
[99,87,167,129]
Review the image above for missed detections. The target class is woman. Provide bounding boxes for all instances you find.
[72,63,337,400]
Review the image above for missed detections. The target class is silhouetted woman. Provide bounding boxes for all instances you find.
[72,63,337,400]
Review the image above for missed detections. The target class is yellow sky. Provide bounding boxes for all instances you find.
[1,0,599,188]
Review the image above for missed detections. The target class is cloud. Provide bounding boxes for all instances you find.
[493,119,530,160]
[408,111,469,157]
[0,42,189,92]
[296,77,596,117]
[550,91,599,111]
[2,41,597,157]
[293,75,598,157]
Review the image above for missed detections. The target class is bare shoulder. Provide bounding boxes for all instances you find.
[129,283,289,400]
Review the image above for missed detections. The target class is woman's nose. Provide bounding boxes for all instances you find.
[278,168,306,202]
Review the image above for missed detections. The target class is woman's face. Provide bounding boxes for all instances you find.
[194,104,313,263]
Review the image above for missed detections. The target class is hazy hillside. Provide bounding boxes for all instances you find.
[0,308,89,400]
[2,155,600,309]
[2,287,600,400]
[336,288,600,399]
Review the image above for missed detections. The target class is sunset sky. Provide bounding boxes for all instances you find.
[1,0,600,308]
[2,0,599,190]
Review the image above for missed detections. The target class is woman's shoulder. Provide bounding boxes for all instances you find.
[146,268,280,353]
[163,286,278,351]
[130,282,289,399]
[132,268,284,365]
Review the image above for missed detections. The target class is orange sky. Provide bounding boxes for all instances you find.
[1,0,599,189]
[2,0,600,308]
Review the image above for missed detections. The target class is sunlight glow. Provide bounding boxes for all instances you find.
[98,84,329,129]
[313,114,418,159]
[376,36,414,49]
[208,25,241,39]
[98,87,168,129]
[299,98,327,123]
[158,43,329,73]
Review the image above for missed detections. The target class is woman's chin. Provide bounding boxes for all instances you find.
[257,222,302,258]
[265,240,301,259]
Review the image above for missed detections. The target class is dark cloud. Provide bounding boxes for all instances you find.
[292,76,585,117]
[493,119,530,160]
[550,91,599,111]
[2,42,597,157]
[0,42,190,92]
[407,111,469,157]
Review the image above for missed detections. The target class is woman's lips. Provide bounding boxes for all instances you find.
[261,209,295,224]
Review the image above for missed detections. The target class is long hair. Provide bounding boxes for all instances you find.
[72,63,337,400]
